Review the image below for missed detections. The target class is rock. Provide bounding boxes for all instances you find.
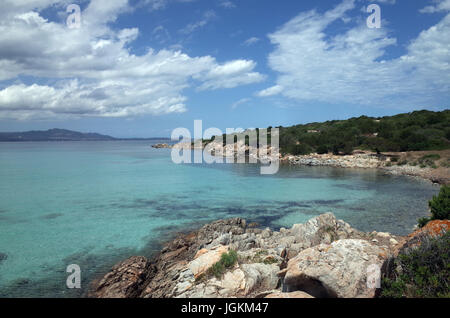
[376,232,391,239]
[89,214,401,299]
[400,219,450,253]
[189,245,229,279]
[217,268,246,296]
[283,239,389,298]
[0,252,7,264]
[88,256,151,298]
[290,213,355,248]
[241,263,280,295]
[265,291,314,298]
[389,238,398,245]
[152,143,171,149]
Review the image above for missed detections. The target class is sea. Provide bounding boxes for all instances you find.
[0,140,439,297]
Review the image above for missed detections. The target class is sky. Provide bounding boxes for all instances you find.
[0,0,449,137]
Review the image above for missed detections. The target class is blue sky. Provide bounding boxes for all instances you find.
[0,0,448,137]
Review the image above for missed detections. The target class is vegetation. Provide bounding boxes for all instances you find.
[204,110,450,156]
[207,250,238,279]
[418,185,450,228]
[380,231,450,298]
[278,110,450,155]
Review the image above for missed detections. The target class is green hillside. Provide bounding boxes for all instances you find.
[278,110,450,155]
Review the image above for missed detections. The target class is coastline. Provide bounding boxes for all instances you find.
[168,141,450,185]
[88,213,449,298]
[281,152,450,185]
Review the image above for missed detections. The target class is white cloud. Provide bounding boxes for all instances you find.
[243,37,260,46]
[137,0,199,11]
[0,1,264,120]
[420,0,450,13]
[231,98,250,109]
[258,0,450,108]
[219,1,236,9]
[179,10,216,35]
[256,85,283,97]
[197,60,265,90]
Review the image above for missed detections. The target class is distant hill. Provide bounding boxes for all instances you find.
[0,129,117,142]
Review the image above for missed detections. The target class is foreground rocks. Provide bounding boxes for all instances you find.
[89,256,152,298]
[89,213,412,298]
[283,239,388,298]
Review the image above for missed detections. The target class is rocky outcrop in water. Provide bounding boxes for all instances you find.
[89,213,412,298]
[152,143,172,149]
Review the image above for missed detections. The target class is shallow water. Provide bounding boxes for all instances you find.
[0,141,439,297]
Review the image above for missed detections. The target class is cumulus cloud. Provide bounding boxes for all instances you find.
[257,0,450,108]
[0,0,264,120]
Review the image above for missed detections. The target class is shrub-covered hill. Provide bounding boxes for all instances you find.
[278,110,450,155]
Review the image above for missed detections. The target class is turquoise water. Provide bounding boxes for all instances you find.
[0,141,439,297]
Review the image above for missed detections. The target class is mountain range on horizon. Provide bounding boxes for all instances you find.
[0,128,170,142]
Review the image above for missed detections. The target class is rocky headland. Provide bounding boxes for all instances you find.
[88,213,449,298]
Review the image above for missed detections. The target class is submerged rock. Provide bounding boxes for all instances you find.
[0,252,7,263]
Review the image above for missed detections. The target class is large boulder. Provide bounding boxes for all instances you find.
[283,239,388,298]
[88,256,151,298]
[290,213,356,248]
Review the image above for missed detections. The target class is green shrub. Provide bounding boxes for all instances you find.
[207,250,238,279]
[316,145,329,155]
[420,154,441,161]
[380,232,450,298]
[418,185,450,227]
[418,154,441,168]
[429,185,450,221]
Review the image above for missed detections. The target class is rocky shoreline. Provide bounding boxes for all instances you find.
[89,213,450,298]
[282,153,449,185]
[166,142,449,185]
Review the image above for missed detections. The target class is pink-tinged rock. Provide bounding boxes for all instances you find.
[188,245,229,278]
